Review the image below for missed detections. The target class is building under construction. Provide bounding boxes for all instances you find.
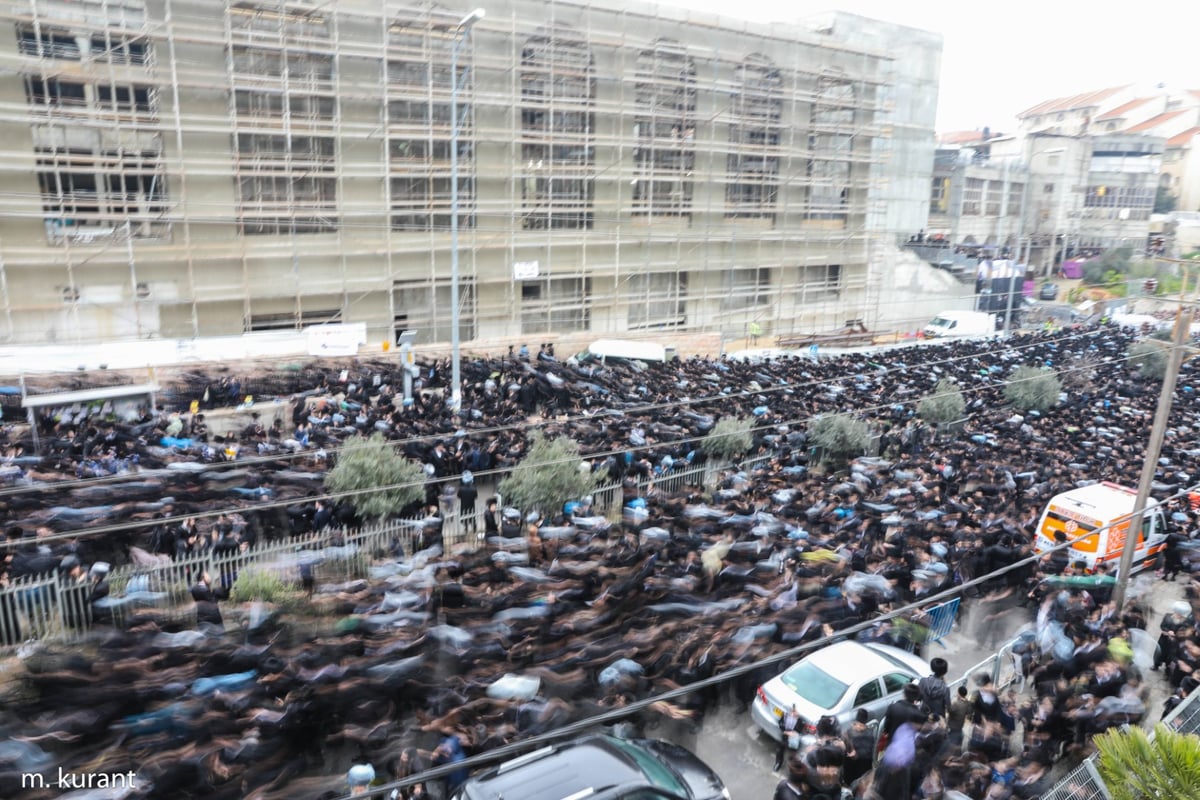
[0,0,933,347]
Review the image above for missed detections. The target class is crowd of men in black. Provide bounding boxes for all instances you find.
[2,323,1200,799]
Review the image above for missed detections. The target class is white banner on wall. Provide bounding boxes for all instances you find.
[305,323,367,357]
[513,260,540,280]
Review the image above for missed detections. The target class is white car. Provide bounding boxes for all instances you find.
[751,640,931,742]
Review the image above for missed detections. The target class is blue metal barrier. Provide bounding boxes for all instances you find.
[924,597,960,648]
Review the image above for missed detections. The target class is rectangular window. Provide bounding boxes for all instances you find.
[247,308,339,332]
[800,264,842,301]
[90,34,150,65]
[521,278,590,334]
[18,26,81,60]
[1006,183,1023,216]
[807,134,851,220]
[97,85,153,114]
[720,268,770,312]
[238,174,337,236]
[930,176,949,214]
[985,181,1003,216]
[24,77,87,108]
[961,178,984,216]
[627,272,687,330]
[392,279,476,343]
[35,147,169,244]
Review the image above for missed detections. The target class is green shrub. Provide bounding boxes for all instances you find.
[499,432,598,518]
[324,433,425,522]
[808,413,870,467]
[229,569,300,605]
[1004,365,1062,413]
[1129,341,1167,379]
[704,416,754,461]
[918,378,966,425]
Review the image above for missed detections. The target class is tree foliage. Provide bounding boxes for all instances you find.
[499,432,598,517]
[323,433,425,522]
[1004,365,1062,412]
[1083,246,1134,286]
[704,416,754,461]
[1154,185,1178,214]
[1129,340,1167,380]
[808,413,870,466]
[918,378,966,425]
[1096,723,1200,800]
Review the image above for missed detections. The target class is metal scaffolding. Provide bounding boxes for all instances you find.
[0,0,897,346]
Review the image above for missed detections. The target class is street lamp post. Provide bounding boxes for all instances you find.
[449,7,485,413]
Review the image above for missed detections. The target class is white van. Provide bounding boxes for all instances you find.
[1033,482,1167,574]
[923,310,995,338]
[576,339,676,364]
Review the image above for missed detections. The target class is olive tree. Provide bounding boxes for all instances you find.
[703,416,754,462]
[918,378,966,426]
[1129,340,1167,380]
[499,432,598,517]
[1004,365,1062,413]
[323,433,425,522]
[808,413,871,467]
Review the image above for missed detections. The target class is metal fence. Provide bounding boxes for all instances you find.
[1038,760,1110,800]
[1034,676,1200,800]
[0,452,767,649]
[0,511,468,649]
[924,597,961,648]
[1161,680,1200,736]
[946,636,1022,698]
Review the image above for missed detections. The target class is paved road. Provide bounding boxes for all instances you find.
[665,573,1186,800]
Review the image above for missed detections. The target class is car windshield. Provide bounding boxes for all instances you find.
[606,737,688,796]
[780,660,850,709]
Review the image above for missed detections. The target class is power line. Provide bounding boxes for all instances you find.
[1,327,1165,551]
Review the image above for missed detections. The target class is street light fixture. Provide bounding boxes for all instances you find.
[449,7,485,413]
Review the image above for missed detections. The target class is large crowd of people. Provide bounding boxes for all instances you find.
[1,323,1199,799]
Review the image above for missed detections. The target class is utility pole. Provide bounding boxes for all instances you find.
[1113,264,1193,607]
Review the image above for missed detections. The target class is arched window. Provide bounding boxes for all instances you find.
[633,39,696,218]
[519,25,596,230]
[386,5,475,232]
[807,71,855,221]
[726,54,782,219]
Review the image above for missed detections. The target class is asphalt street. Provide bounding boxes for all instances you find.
[661,571,1187,800]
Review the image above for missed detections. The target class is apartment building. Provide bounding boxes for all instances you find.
[0,0,937,347]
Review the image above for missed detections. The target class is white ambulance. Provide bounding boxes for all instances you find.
[1034,482,1168,574]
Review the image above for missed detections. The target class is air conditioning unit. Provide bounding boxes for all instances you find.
[61,285,80,303]
[1119,208,1130,220]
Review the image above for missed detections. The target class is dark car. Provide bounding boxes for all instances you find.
[452,733,730,800]
[1038,283,1060,301]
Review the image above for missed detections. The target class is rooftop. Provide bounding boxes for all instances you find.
[1126,110,1188,133]
[1167,126,1200,147]
[938,130,993,145]
[1018,86,1129,119]
[1095,97,1155,122]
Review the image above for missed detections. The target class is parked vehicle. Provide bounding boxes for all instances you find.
[1033,481,1167,574]
[922,310,996,338]
[576,339,677,365]
[750,640,930,743]
[1038,283,1060,301]
[452,733,730,800]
